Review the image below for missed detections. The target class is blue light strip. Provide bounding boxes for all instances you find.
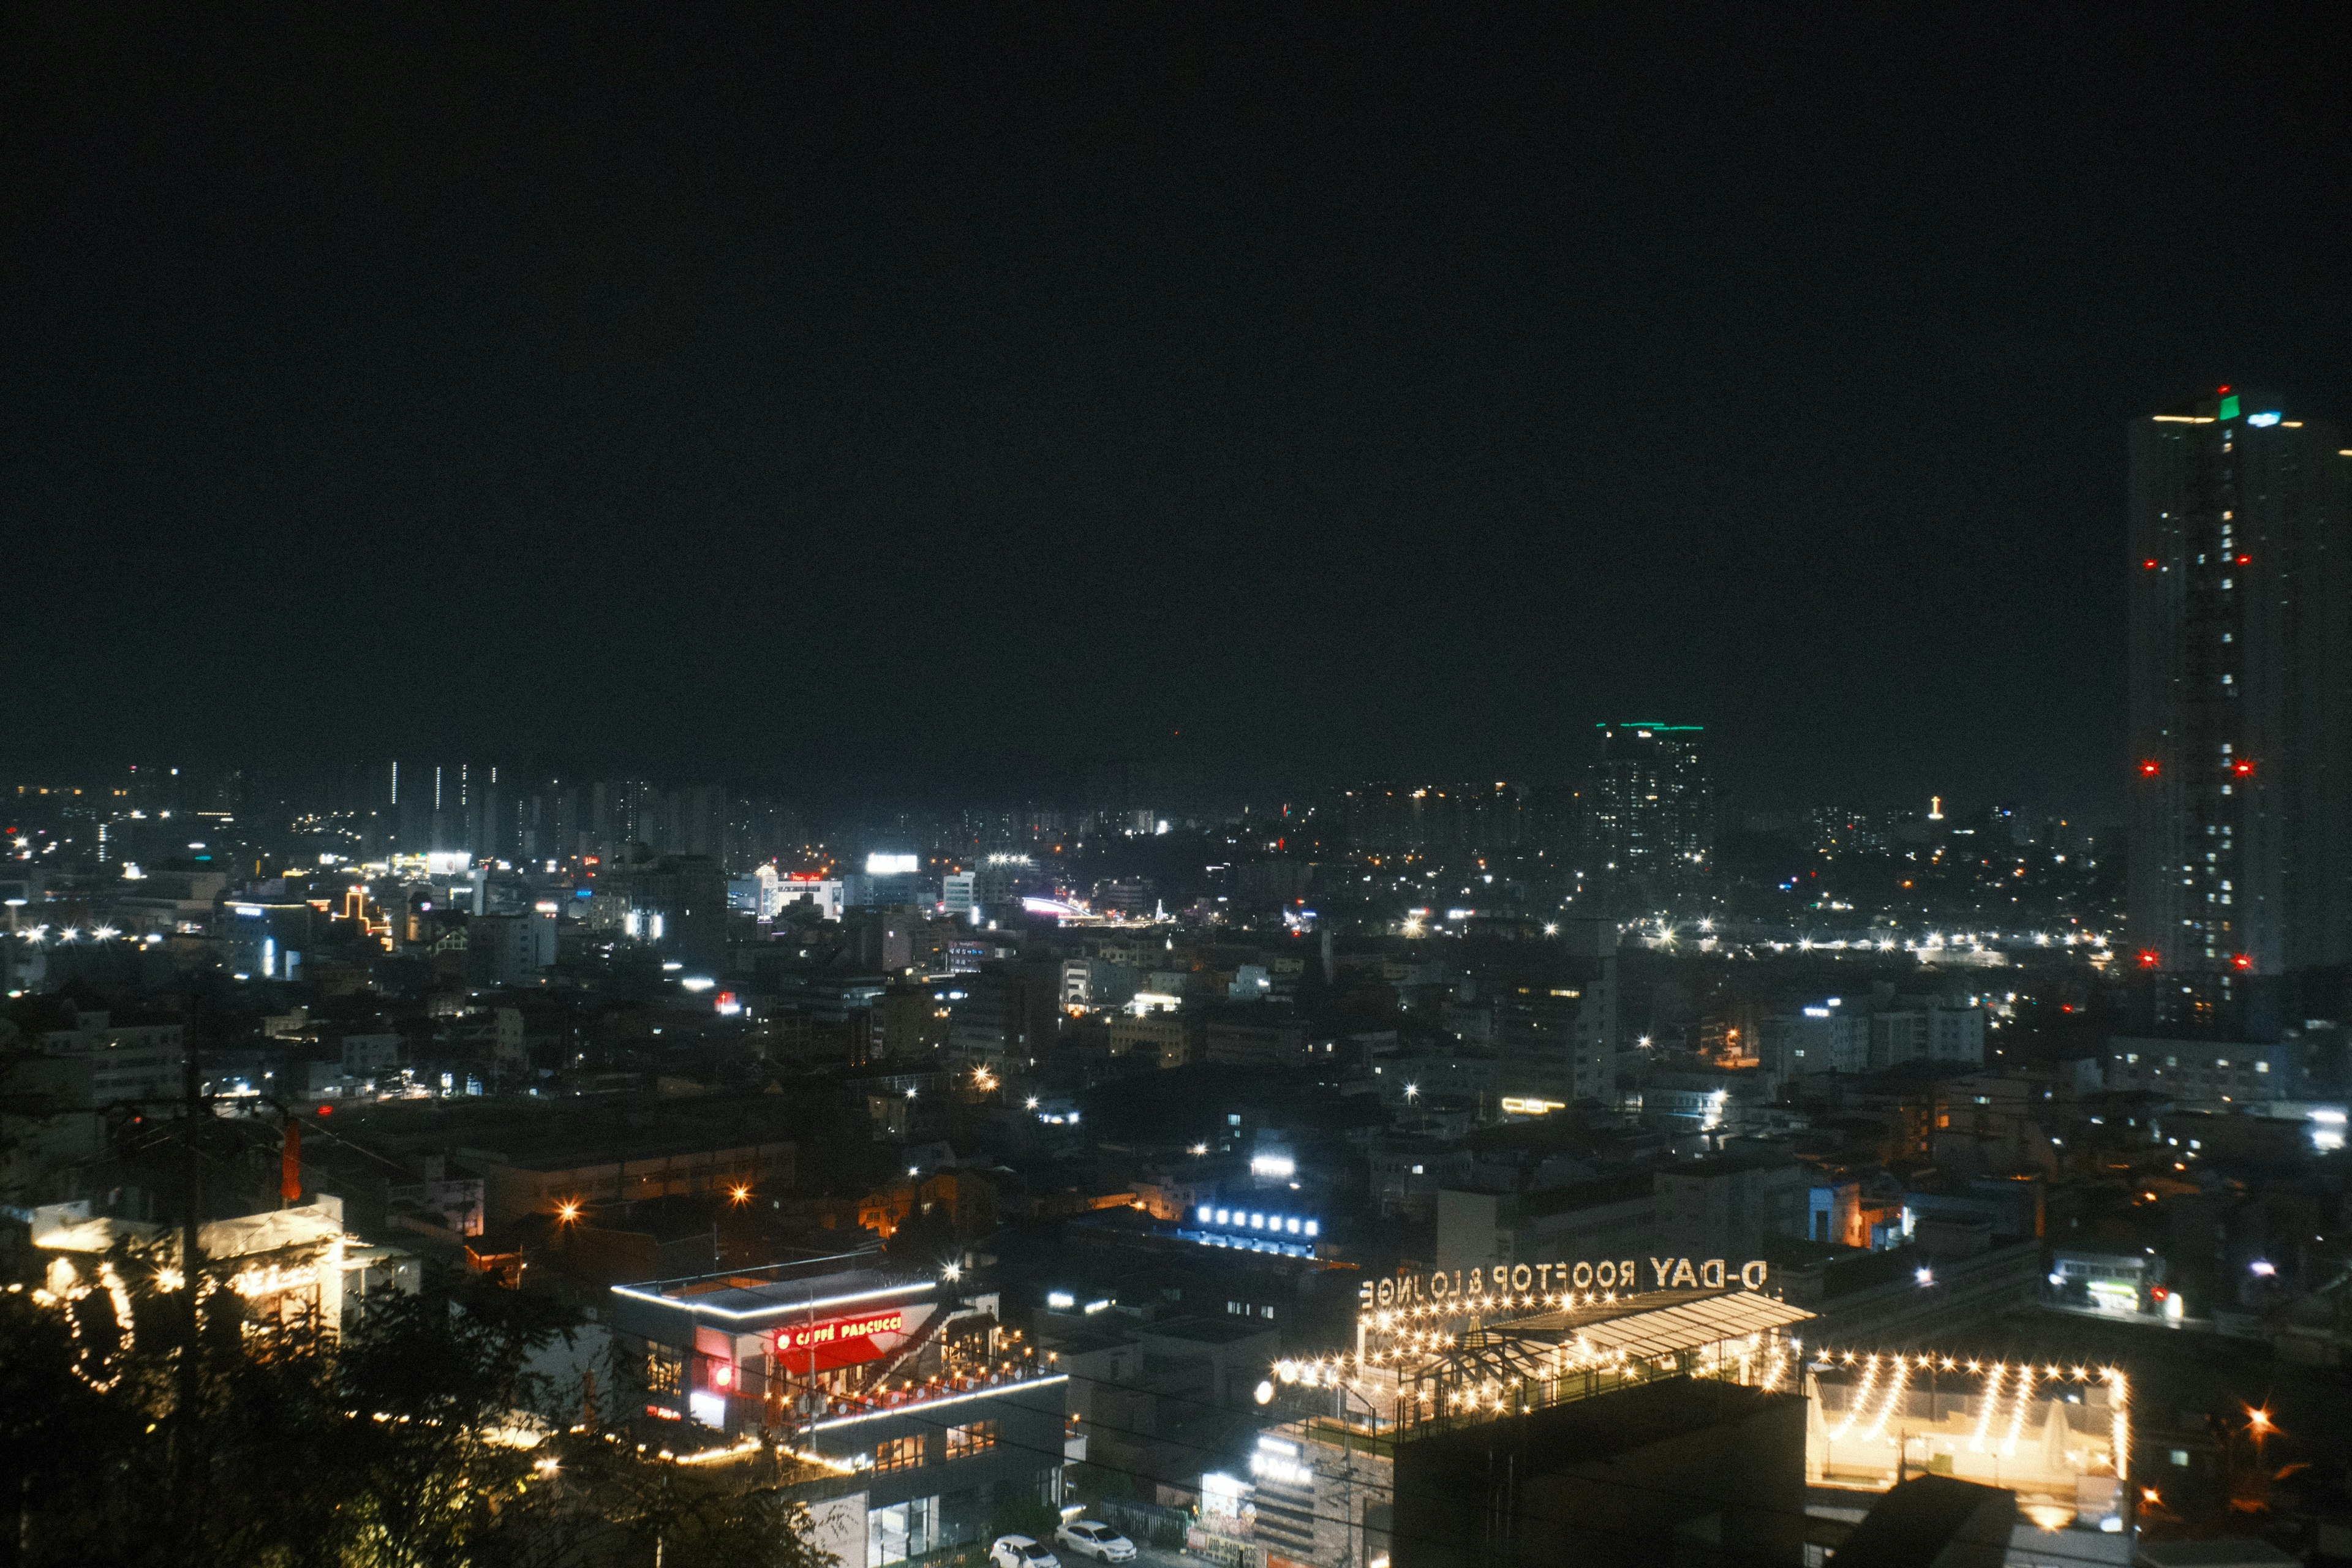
[1193,1205,1318,1239]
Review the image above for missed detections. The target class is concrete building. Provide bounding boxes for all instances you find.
[2128,389,2352,1029]
[608,1263,1065,1567]
[1654,1149,1809,1261]
[1434,1174,1657,1276]
[1107,1010,1194,1067]
[1492,919,1619,1105]
[946,960,1061,1062]
[469,908,557,985]
[1765,993,1984,1076]
[2104,1033,2305,1105]
[1585,722,1711,912]
[1202,1008,1306,1068]
[34,1008,184,1107]
[940,872,976,921]
[767,873,846,922]
[606,852,728,964]
[456,1133,796,1226]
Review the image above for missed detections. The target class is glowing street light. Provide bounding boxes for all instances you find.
[2243,1404,2277,1467]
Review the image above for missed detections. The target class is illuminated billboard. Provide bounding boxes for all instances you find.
[769,1307,910,1372]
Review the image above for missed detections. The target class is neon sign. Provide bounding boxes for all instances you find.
[779,1309,904,1351]
[766,1306,912,1371]
[1360,1257,1768,1310]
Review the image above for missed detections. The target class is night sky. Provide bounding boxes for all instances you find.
[5,6,2344,814]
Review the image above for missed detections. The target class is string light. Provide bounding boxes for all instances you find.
[1831,1355,1881,1441]
[1968,1363,2006,1452]
[2000,1364,2037,1456]
[2107,1369,2130,1483]
[1856,1355,1911,1443]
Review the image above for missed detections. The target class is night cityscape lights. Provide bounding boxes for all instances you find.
[2,10,2340,1562]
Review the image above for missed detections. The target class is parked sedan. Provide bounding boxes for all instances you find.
[1055,1522,1137,1563]
[992,1537,1061,1568]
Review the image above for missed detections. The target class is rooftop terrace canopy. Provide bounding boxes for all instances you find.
[1546,1289,1816,1360]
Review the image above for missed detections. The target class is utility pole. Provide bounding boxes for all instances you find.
[171,998,206,1539]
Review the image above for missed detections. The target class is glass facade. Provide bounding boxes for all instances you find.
[869,1496,935,1566]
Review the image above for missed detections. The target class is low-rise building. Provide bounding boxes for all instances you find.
[2105,1035,2303,1105]
[456,1132,795,1226]
[1654,1148,1809,1261]
[1203,1008,1306,1068]
[609,1262,1065,1566]
[35,1008,184,1107]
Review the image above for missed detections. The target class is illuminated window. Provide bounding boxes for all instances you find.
[875,1435,925,1472]
[946,1420,998,1458]
[646,1349,683,1396]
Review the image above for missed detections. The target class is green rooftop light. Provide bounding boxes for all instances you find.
[2218,394,2241,421]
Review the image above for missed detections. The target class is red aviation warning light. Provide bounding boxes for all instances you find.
[2138,760,2162,777]
[2233,954,2255,971]
[2138,950,2162,968]
[2233,760,2255,776]
[2142,559,2160,570]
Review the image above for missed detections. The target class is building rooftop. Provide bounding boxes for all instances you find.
[613,1263,935,1323]
[1830,1474,2014,1567]
[1133,1313,1282,1348]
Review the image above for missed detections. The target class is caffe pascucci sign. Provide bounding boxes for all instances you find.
[1361,1256,1769,1310]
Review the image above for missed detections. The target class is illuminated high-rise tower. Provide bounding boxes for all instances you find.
[2128,388,2351,1030]
[1586,722,1710,914]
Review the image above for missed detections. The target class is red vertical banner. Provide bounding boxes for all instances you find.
[281,1118,303,1202]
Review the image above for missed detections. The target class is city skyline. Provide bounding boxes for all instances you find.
[6,12,2346,812]
[9,13,2352,1560]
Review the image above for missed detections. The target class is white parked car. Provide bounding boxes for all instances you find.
[1055,1522,1137,1563]
[992,1537,1061,1568]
